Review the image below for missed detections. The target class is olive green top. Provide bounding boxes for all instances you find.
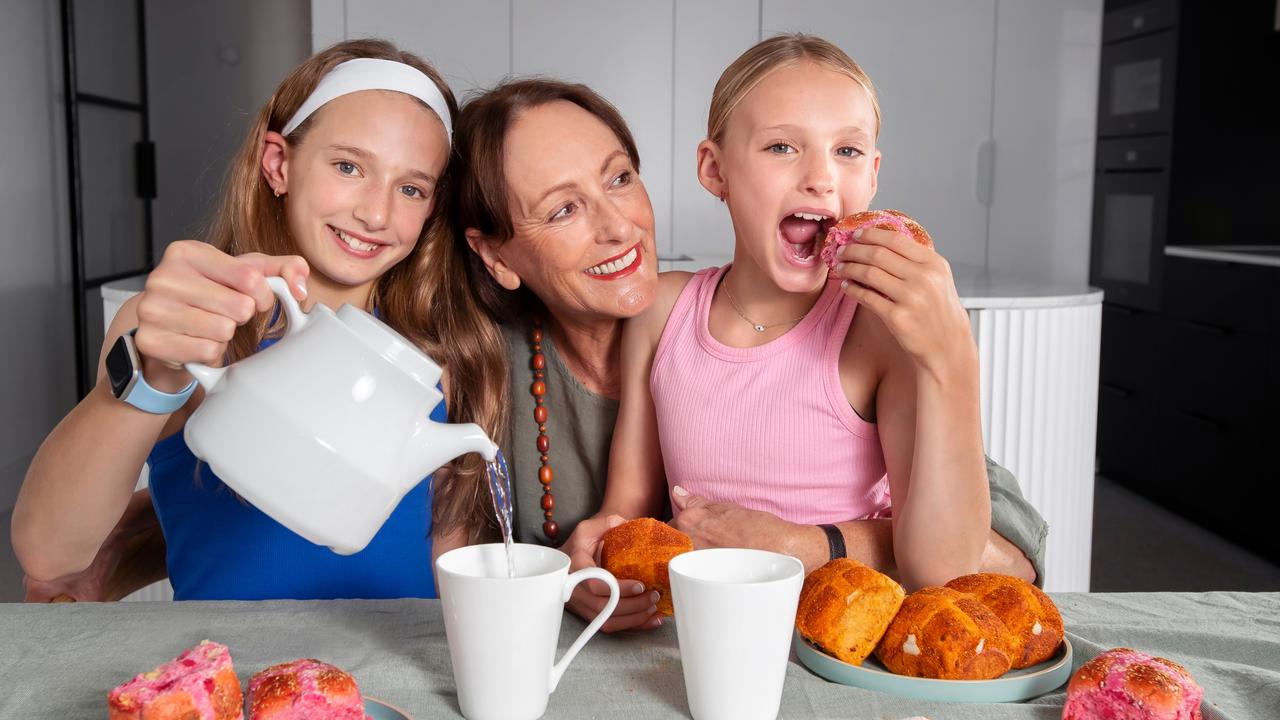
[500,319,1049,584]
[503,320,617,546]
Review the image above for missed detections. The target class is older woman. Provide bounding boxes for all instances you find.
[430,79,1048,632]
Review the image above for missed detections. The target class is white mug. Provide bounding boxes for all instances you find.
[436,543,620,720]
[669,548,804,720]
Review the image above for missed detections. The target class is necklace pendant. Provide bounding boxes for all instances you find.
[753,323,766,332]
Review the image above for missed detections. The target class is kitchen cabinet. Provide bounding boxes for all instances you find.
[1097,304,1158,493]
[1098,250,1280,563]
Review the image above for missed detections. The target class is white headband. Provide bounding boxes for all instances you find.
[281,58,452,143]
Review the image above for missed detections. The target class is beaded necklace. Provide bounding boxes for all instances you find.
[528,319,558,541]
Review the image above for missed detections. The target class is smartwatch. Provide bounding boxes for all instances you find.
[105,329,197,414]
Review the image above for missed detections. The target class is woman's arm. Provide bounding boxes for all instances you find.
[562,271,691,631]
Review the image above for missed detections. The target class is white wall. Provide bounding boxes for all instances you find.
[147,0,311,252]
[0,0,78,600]
[315,0,1100,283]
[987,0,1101,286]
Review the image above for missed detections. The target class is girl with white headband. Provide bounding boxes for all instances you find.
[14,39,481,601]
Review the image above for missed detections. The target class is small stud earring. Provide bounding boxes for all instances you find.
[273,187,282,198]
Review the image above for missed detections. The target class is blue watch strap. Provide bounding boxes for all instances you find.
[120,330,197,414]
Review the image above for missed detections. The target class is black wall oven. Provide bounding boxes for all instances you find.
[1090,0,1178,311]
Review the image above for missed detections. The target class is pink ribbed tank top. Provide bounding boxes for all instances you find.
[651,265,890,525]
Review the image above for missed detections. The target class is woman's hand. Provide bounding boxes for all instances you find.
[562,514,662,632]
[832,228,976,379]
[133,241,310,392]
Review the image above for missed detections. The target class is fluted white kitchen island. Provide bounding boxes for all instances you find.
[956,264,1103,592]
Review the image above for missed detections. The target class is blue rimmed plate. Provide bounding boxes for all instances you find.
[365,697,412,719]
[794,632,1072,703]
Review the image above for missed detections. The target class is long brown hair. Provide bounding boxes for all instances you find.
[209,38,459,364]
[426,78,641,542]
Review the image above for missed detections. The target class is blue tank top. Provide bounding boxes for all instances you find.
[147,363,445,601]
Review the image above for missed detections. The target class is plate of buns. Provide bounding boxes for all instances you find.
[793,560,1072,703]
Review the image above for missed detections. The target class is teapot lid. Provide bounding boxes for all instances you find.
[337,305,442,389]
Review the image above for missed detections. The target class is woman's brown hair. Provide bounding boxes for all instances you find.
[425,78,641,542]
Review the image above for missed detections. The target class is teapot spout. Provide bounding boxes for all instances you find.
[408,420,499,479]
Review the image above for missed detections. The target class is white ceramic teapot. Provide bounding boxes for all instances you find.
[183,277,498,555]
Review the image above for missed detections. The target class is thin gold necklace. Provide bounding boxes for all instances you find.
[721,279,808,333]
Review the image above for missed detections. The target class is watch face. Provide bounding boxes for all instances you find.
[105,335,136,398]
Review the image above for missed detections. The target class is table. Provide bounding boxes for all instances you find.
[2,592,1275,719]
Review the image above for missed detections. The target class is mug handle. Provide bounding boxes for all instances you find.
[548,567,620,692]
[184,276,308,390]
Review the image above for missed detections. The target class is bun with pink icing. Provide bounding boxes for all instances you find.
[108,640,243,720]
[819,209,933,271]
[1063,648,1203,720]
[248,659,367,720]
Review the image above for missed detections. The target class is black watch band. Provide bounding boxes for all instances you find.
[818,523,846,562]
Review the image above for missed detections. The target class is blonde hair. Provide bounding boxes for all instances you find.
[707,33,881,145]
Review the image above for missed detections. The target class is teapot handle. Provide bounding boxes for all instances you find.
[264,276,309,336]
[183,276,308,391]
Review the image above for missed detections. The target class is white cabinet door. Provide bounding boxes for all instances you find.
[314,0,511,97]
[670,0,759,263]
[987,0,1102,285]
[512,1,676,255]
[762,0,996,268]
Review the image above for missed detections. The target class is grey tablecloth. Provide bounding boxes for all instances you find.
[1,592,1275,719]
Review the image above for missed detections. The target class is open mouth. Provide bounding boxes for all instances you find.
[778,211,837,266]
[584,244,642,279]
[329,225,384,257]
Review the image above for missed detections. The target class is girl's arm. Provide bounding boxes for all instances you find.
[834,229,989,589]
[12,242,308,585]
[672,492,1031,580]
[14,296,187,584]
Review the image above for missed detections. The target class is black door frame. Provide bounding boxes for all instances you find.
[59,0,157,397]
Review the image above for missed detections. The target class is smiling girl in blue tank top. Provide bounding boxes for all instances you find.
[14,40,494,601]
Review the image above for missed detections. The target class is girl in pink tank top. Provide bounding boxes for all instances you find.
[589,36,993,591]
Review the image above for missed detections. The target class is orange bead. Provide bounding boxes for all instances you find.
[534,406,548,424]
[541,494,555,511]
[530,328,543,344]
[531,380,546,397]
[531,353,546,371]
[538,466,554,485]
[536,434,549,453]
[543,520,559,539]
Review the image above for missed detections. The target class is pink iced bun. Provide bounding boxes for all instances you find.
[1063,648,1203,720]
[248,659,367,720]
[819,209,934,271]
[108,640,243,720]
